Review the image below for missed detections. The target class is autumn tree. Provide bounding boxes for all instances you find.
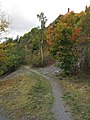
[0,9,10,76]
[0,10,9,37]
[46,11,81,75]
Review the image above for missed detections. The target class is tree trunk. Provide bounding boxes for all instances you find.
[40,29,44,64]
[41,40,44,63]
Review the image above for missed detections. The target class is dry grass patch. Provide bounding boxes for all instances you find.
[0,71,54,120]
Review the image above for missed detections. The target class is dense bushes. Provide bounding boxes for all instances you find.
[46,6,90,75]
[0,40,24,76]
[0,7,90,76]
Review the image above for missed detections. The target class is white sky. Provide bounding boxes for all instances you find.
[0,0,90,38]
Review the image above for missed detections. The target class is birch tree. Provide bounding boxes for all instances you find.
[37,12,47,64]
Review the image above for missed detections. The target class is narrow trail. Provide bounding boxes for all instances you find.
[30,64,72,120]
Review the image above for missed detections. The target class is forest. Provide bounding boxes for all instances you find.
[0,6,90,76]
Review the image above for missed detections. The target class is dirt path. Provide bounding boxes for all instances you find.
[0,108,7,120]
[29,64,72,120]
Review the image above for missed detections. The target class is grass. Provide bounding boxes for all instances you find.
[60,76,90,120]
[0,71,54,120]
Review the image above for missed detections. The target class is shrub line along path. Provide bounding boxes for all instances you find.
[0,64,72,120]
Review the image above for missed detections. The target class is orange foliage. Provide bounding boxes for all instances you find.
[71,28,81,41]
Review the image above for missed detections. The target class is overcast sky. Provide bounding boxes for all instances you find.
[0,0,90,38]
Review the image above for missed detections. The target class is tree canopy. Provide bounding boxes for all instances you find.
[0,7,90,76]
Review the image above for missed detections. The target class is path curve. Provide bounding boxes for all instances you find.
[30,65,72,120]
[0,65,72,120]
